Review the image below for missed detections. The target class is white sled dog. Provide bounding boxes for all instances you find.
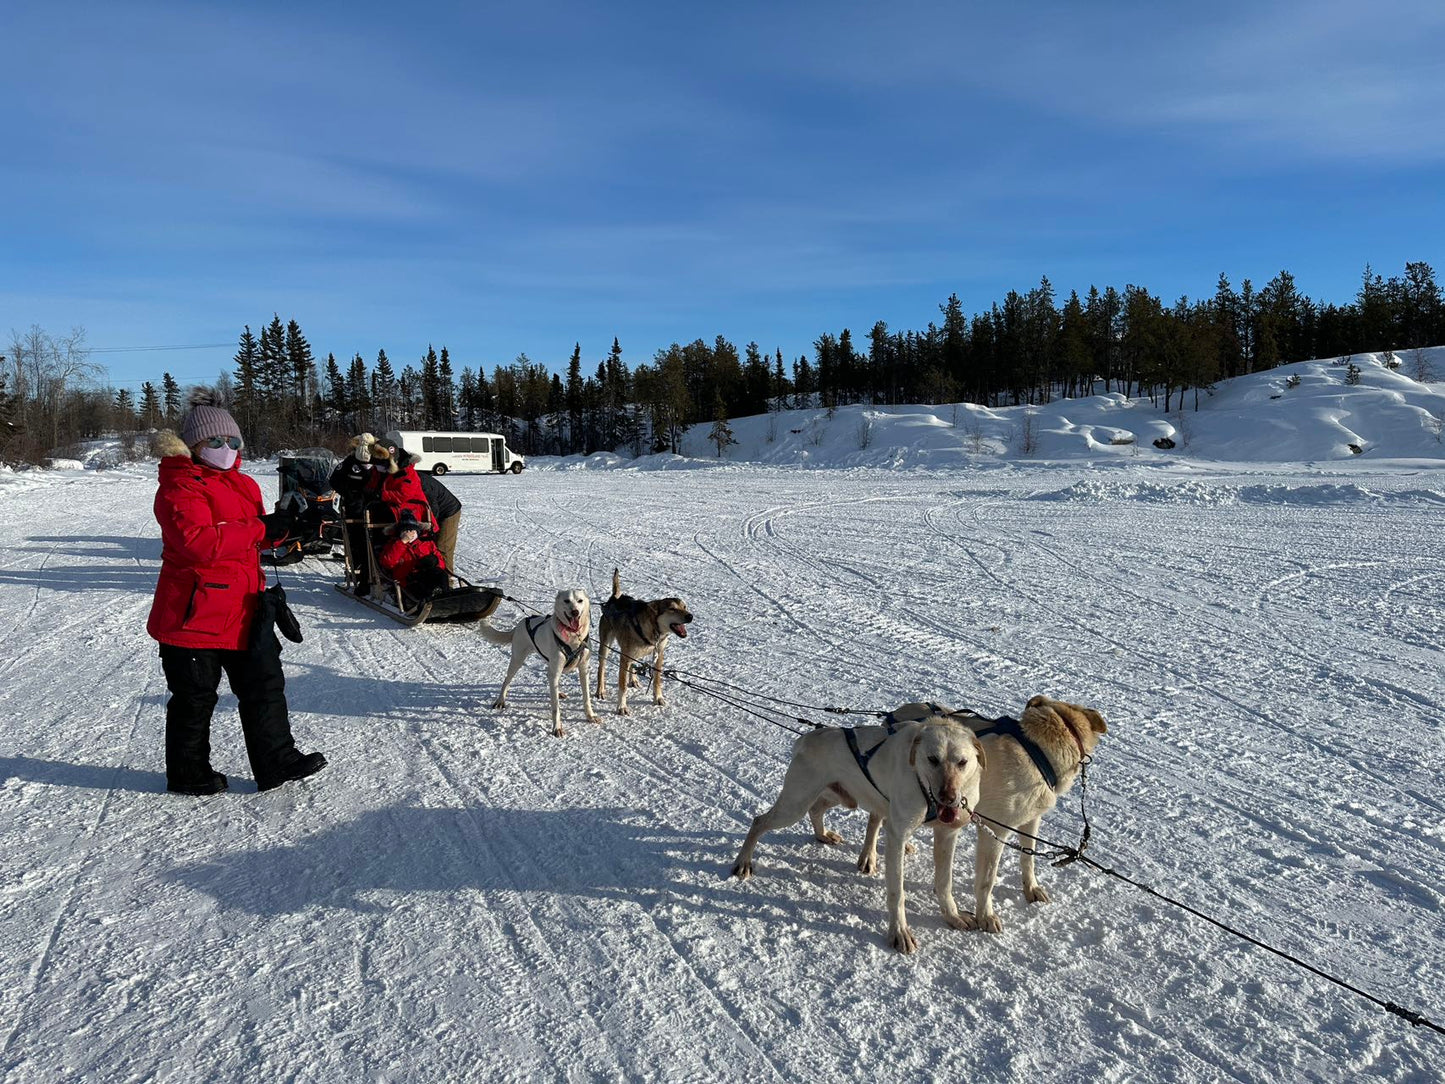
[479,589,598,737]
[860,695,1107,933]
[594,568,693,715]
[731,714,984,954]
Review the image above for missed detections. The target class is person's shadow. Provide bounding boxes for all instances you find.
[0,754,167,793]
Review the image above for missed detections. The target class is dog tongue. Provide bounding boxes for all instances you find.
[937,806,959,825]
[673,624,688,638]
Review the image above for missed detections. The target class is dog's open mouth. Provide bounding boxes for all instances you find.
[935,804,962,825]
[558,617,582,635]
[670,623,688,638]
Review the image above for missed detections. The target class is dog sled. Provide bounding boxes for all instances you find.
[335,504,502,627]
[263,449,344,566]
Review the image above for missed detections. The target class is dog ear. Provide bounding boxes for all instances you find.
[908,731,921,768]
[972,734,986,771]
[1025,694,1050,710]
[1083,708,1108,734]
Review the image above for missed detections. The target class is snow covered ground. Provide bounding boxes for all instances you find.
[2,361,1444,1081]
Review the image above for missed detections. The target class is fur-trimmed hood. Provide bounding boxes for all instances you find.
[370,440,420,473]
[154,429,191,459]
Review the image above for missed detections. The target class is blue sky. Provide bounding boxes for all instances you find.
[4,0,1443,391]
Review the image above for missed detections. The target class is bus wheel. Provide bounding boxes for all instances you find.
[510,462,524,474]
[432,463,448,476]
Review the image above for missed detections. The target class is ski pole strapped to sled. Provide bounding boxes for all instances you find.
[336,505,501,627]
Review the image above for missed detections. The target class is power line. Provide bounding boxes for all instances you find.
[88,342,233,354]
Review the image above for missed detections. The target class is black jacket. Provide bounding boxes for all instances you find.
[329,453,371,506]
[418,471,461,520]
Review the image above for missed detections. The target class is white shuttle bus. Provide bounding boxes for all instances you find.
[384,430,526,476]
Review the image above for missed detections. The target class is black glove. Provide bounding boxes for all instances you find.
[419,554,440,571]
[261,506,297,544]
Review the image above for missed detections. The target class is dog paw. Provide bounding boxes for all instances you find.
[731,860,753,880]
[889,925,918,955]
[653,695,667,706]
[585,712,601,725]
[943,911,973,932]
[490,697,507,710]
[1024,885,1051,904]
[815,829,844,846]
[552,725,567,738]
[616,705,632,716]
[857,853,879,875]
[965,911,1003,934]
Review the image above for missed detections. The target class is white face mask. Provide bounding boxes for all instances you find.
[197,445,238,470]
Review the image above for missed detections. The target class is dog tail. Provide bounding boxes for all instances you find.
[476,617,515,646]
[611,567,621,600]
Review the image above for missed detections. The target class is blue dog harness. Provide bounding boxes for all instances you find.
[959,713,1061,791]
[843,719,943,824]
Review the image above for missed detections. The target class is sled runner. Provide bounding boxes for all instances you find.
[336,505,501,627]
[263,449,344,566]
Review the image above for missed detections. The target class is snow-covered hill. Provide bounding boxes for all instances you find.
[543,349,1445,473]
[1,354,1443,1081]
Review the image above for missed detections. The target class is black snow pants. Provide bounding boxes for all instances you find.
[159,637,301,788]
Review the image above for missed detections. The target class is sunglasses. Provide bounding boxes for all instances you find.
[204,436,243,450]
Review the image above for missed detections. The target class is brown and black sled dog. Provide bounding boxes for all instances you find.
[593,569,693,715]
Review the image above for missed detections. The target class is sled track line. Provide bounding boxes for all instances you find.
[391,638,790,1081]
[0,669,153,1068]
[952,499,1445,825]
[338,625,614,1079]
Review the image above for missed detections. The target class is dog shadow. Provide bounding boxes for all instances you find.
[0,755,167,793]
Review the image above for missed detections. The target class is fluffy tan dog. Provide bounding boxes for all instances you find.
[732,715,985,954]
[858,695,1107,933]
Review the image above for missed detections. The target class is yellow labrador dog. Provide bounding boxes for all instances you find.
[732,714,985,954]
[594,568,693,715]
[859,695,1107,933]
[479,589,598,737]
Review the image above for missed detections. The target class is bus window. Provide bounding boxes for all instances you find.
[422,436,434,452]
[432,437,452,453]
[470,437,490,452]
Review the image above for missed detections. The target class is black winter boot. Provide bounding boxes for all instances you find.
[168,770,228,796]
[256,751,327,792]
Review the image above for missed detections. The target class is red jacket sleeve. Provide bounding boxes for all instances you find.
[155,474,266,564]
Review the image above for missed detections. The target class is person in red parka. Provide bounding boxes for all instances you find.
[147,391,327,796]
[364,439,437,533]
[377,511,449,600]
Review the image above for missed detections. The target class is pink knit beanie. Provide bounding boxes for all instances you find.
[180,388,242,447]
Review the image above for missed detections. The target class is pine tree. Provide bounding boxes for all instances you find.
[566,343,584,454]
[709,391,736,457]
[324,353,346,420]
[374,350,396,432]
[346,353,371,429]
[421,346,440,428]
[773,348,789,410]
[114,387,137,428]
[162,372,181,424]
[438,347,455,427]
[0,370,15,453]
[232,326,260,432]
[285,319,316,427]
[139,381,161,427]
[259,314,287,407]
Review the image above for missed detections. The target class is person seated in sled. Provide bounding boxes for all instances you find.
[365,438,437,535]
[377,511,449,600]
[330,433,379,594]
